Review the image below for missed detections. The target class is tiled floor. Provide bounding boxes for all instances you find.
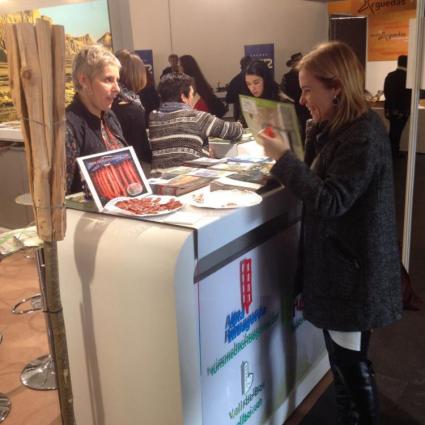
[0,250,60,425]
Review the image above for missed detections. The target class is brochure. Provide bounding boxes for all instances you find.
[77,146,151,211]
[184,157,227,168]
[210,177,262,192]
[239,95,304,160]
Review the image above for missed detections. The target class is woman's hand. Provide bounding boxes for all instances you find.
[257,127,291,160]
[209,145,217,158]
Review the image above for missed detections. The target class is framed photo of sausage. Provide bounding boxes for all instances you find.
[77,146,152,211]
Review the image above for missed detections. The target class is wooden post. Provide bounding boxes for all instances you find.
[43,241,75,425]
[5,21,75,424]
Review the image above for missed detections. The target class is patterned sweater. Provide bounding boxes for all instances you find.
[149,102,243,170]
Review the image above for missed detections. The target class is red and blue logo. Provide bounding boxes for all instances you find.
[224,258,266,344]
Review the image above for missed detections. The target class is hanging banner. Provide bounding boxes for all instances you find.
[368,9,415,60]
[329,0,416,15]
[351,0,416,15]
[244,43,275,78]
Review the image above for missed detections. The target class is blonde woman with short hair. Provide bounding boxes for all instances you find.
[66,44,125,193]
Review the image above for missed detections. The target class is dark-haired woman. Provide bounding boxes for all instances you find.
[179,54,226,117]
[112,50,151,165]
[244,60,292,102]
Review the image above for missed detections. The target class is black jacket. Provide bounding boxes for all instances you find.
[271,110,402,331]
[112,97,152,164]
[384,68,411,116]
[225,72,245,120]
[66,95,126,193]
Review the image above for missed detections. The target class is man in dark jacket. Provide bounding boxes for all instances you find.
[384,55,411,158]
[160,54,179,78]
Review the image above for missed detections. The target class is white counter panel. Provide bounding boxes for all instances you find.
[198,224,325,425]
[58,211,197,425]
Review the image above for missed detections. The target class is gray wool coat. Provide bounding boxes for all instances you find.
[271,109,403,331]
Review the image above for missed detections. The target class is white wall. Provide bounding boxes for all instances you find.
[85,0,397,97]
[1,0,402,95]
[366,61,396,95]
[120,0,329,86]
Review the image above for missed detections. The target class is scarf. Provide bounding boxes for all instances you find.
[159,102,192,113]
[118,83,143,108]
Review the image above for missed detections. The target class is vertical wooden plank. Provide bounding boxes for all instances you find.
[15,22,52,241]
[36,18,54,168]
[51,24,66,241]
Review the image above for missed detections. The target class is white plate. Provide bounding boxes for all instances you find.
[189,190,262,209]
[104,195,183,217]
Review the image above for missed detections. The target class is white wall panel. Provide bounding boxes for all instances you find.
[127,0,328,87]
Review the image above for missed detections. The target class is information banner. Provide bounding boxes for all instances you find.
[329,0,416,16]
[352,0,416,15]
[244,44,275,78]
[368,9,414,60]
[198,225,326,425]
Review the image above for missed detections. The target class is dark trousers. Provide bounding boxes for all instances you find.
[388,115,409,157]
[323,330,380,425]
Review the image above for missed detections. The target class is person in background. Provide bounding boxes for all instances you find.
[139,67,160,125]
[149,72,242,171]
[225,55,252,121]
[160,53,179,78]
[66,44,125,194]
[259,41,402,425]
[112,49,151,165]
[243,60,292,103]
[179,54,226,117]
[384,55,410,158]
[281,52,310,141]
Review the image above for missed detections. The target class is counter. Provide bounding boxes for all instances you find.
[57,184,328,425]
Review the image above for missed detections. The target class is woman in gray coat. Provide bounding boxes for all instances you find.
[259,41,402,425]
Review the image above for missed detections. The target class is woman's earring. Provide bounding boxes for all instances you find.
[332,96,339,105]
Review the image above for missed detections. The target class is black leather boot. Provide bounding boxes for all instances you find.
[332,366,359,425]
[336,360,380,425]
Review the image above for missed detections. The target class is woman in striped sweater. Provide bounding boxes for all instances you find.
[149,72,243,171]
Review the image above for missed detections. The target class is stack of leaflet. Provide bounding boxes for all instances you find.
[209,156,274,192]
